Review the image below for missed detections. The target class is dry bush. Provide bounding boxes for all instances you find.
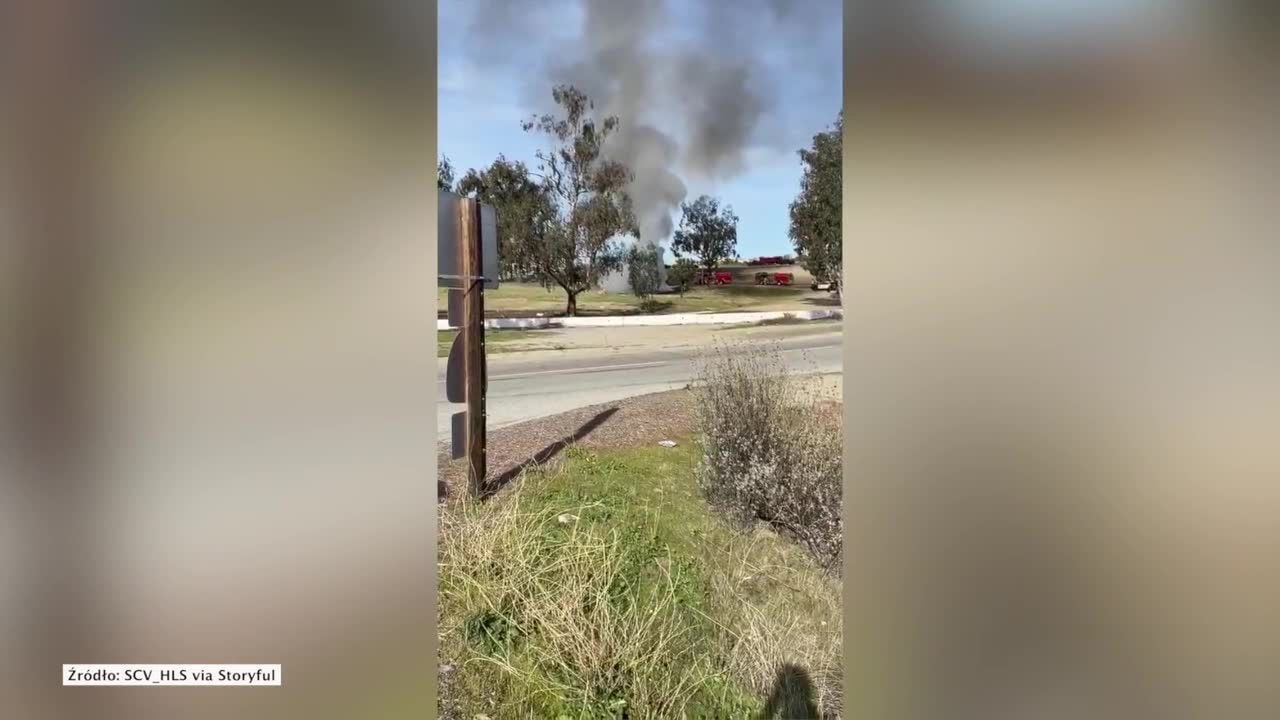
[694,340,844,570]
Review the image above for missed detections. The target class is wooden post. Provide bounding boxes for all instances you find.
[457,198,487,495]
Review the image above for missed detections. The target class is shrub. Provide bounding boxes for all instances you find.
[667,257,698,297]
[626,244,662,303]
[692,342,843,570]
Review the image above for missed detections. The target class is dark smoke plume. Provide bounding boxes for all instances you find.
[459,0,839,249]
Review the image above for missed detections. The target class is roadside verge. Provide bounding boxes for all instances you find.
[435,308,842,330]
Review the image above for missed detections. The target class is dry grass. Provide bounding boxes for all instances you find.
[711,527,844,713]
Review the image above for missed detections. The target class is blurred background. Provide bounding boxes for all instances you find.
[1,2,435,718]
[844,2,1278,720]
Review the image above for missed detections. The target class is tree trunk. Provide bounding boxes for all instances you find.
[566,291,578,317]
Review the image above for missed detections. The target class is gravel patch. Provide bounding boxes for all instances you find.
[437,388,697,503]
[436,387,845,504]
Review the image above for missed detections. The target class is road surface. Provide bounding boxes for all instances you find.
[437,327,842,441]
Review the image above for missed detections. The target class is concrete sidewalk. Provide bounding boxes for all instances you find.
[435,308,842,330]
[438,319,844,365]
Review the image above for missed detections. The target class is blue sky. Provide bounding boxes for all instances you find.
[438,0,842,259]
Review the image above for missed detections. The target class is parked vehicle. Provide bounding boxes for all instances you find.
[696,269,733,286]
[755,271,794,286]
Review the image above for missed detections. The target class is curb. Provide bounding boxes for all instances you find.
[436,309,842,331]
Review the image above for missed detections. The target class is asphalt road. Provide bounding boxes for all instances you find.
[436,328,843,440]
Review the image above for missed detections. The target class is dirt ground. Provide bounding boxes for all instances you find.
[437,388,698,503]
[437,383,843,504]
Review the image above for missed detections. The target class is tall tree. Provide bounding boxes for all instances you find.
[437,155,454,191]
[456,155,552,281]
[789,112,843,301]
[672,195,739,274]
[521,85,637,316]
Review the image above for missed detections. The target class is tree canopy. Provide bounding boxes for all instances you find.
[456,155,553,281]
[789,112,842,300]
[520,85,638,316]
[667,257,698,297]
[437,155,454,191]
[626,244,662,305]
[672,195,739,273]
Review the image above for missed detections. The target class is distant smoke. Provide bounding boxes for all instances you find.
[548,0,693,251]
[610,126,686,245]
[459,0,838,250]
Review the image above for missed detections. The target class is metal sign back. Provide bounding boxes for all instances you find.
[450,411,467,459]
[438,190,499,289]
[445,332,466,403]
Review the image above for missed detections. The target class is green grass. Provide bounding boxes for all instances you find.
[438,439,842,718]
[437,282,809,317]
[437,328,555,357]
[715,316,842,332]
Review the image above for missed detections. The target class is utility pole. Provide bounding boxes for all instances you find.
[456,197,487,496]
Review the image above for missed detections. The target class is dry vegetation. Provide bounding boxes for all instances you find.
[694,341,844,570]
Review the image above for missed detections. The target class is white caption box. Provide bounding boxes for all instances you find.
[64,664,281,686]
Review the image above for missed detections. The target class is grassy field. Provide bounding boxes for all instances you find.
[437,438,842,718]
[437,282,823,318]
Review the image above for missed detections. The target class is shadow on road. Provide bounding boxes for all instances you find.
[759,663,821,719]
[478,406,620,500]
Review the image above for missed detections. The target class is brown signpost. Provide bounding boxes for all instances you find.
[440,191,496,497]
[456,197,487,496]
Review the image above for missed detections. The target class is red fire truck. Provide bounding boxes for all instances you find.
[754,271,794,286]
[696,269,733,286]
